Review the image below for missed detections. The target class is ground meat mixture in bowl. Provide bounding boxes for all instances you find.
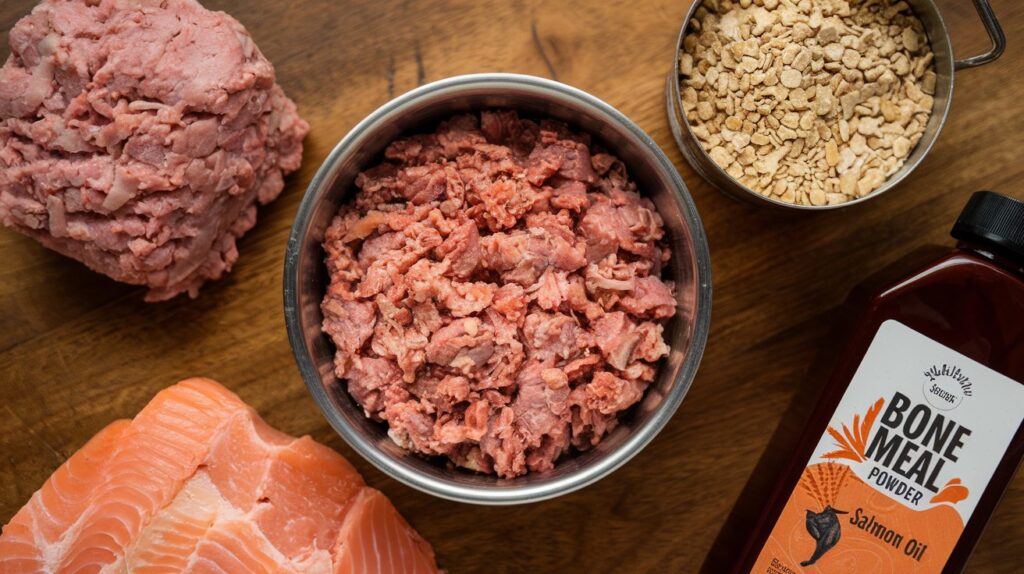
[323,110,677,478]
[285,74,711,504]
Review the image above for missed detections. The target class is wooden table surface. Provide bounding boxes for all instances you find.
[1,0,1022,572]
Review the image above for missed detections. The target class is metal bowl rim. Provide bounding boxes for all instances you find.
[284,72,712,504]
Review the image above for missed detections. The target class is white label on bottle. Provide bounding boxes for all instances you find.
[754,320,1024,573]
[808,320,1024,522]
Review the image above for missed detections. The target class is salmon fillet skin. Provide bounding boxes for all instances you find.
[0,0,309,301]
[0,378,440,574]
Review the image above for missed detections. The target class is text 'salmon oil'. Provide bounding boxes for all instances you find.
[722,192,1024,574]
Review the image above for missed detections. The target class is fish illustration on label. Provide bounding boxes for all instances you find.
[793,463,852,566]
[800,506,847,566]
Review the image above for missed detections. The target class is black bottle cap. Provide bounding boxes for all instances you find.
[951,191,1024,263]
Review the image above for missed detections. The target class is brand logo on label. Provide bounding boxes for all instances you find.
[923,364,972,411]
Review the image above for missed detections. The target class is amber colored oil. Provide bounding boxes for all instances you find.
[710,242,1024,574]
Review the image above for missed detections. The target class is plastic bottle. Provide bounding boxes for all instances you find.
[732,191,1024,573]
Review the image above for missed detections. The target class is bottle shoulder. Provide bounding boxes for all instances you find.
[853,248,1024,384]
[876,250,1024,301]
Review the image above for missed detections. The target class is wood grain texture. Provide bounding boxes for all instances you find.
[0,0,1021,572]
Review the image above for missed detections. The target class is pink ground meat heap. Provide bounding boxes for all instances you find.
[322,111,679,478]
[0,0,308,300]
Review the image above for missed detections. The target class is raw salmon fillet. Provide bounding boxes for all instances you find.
[0,378,440,574]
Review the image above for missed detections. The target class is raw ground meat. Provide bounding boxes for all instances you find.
[0,0,308,300]
[321,110,679,478]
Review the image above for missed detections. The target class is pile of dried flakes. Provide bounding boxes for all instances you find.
[679,0,935,206]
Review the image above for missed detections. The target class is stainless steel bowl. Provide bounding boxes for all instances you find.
[284,73,712,504]
[666,0,1005,210]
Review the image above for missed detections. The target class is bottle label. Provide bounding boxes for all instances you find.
[752,320,1024,573]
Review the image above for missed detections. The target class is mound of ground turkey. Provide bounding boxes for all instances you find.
[0,0,308,300]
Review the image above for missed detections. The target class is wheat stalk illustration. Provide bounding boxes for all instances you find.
[801,462,852,508]
[822,398,884,463]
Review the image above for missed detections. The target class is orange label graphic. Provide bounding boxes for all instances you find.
[753,462,963,573]
[821,398,883,463]
[752,322,1024,573]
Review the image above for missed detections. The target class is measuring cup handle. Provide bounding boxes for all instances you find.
[955,0,1006,71]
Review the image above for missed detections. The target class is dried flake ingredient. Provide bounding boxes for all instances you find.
[679,0,935,206]
[321,111,681,479]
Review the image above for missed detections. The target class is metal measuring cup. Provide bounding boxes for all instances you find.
[665,0,1006,210]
